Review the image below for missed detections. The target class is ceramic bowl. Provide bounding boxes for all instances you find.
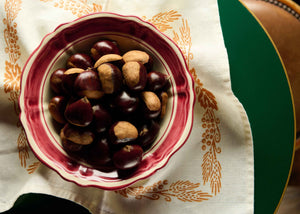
[19,12,195,190]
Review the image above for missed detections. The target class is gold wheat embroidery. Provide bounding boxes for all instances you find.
[3,1,22,93]
[142,10,181,32]
[173,18,222,195]
[27,161,42,174]
[191,65,222,195]
[17,128,29,168]
[3,0,34,171]
[8,91,21,126]
[40,0,102,17]
[173,19,193,67]
[115,180,212,202]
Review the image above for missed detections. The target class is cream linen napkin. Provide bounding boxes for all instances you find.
[0,0,254,213]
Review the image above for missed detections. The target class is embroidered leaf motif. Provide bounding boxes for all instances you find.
[27,161,41,174]
[169,180,200,193]
[40,0,102,17]
[177,190,212,202]
[202,149,213,185]
[198,88,218,110]
[190,68,204,101]
[3,0,34,173]
[92,3,102,12]
[4,0,22,21]
[201,108,222,194]
[143,10,181,32]
[17,128,29,168]
[172,18,222,195]
[173,19,193,67]
[202,149,222,195]
[115,180,212,202]
[8,91,21,126]
[3,0,22,93]
[4,61,21,93]
[211,159,222,195]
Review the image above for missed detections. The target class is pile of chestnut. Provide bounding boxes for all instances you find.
[48,39,170,176]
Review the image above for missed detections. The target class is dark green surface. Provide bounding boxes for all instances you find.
[3,1,295,214]
[218,0,295,213]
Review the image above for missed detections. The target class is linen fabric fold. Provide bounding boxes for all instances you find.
[0,0,254,213]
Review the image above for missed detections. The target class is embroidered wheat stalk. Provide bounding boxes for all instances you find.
[116,180,212,202]
[40,0,102,17]
[143,10,181,32]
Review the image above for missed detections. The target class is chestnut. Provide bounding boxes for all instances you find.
[86,136,112,167]
[48,39,171,175]
[92,103,112,133]
[122,50,153,71]
[48,95,67,124]
[140,91,161,119]
[112,90,139,114]
[113,144,143,170]
[97,63,123,94]
[109,121,138,145]
[50,68,66,94]
[67,53,93,69]
[62,123,94,145]
[61,68,85,96]
[90,40,120,61]
[64,96,93,127]
[94,54,123,68]
[122,61,147,92]
[60,129,83,152]
[74,69,104,99]
[138,120,160,150]
[146,71,169,91]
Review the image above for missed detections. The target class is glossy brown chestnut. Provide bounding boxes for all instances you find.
[67,53,93,69]
[113,144,143,170]
[60,129,83,152]
[64,96,93,127]
[97,63,123,94]
[90,40,120,61]
[141,91,161,119]
[48,95,67,124]
[86,136,112,167]
[112,90,139,114]
[109,121,138,145]
[122,50,153,71]
[48,39,171,175]
[50,68,66,94]
[122,61,147,92]
[62,123,94,145]
[138,120,160,150]
[92,103,112,133]
[61,68,85,96]
[74,69,104,99]
[146,71,169,91]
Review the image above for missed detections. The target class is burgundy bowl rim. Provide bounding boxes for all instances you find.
[19,12,196,190]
